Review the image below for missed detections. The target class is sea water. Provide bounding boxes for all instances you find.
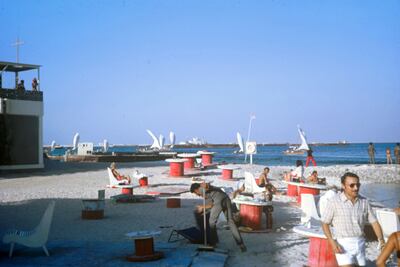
[49,143,397,166]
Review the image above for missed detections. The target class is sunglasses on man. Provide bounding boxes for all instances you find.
[347,183,361,188]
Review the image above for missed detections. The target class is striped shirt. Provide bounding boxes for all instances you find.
[321,192,377,238]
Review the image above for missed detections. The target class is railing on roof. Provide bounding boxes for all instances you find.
[0,88,43,101]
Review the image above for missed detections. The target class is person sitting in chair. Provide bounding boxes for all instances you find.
[110,162,131,184]
[307,170,319,183]
[258,167,281,197]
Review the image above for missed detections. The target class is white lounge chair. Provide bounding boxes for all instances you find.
[244,172,265,194]
[3,201,56,258]
[107,167,131,187]
[300,193,321,228]
[375,208,400,242]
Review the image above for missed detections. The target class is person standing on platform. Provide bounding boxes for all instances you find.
[368,142,376,164]
[386,147,393,165]
[321,172,385,267]
[32,78,38,91]
[190,183,247,252]
[305,146,317,167]
[394,143,400,164]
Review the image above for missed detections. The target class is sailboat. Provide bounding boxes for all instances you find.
[283,126,310,155]
[233,132,245,154]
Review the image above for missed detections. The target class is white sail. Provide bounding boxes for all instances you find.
[236,132,245,153]
[103,139,109,152]
[72,133,80,150]
[146,129,161,149]
[50,141,56,151]
[169,131,175,148]
[296,126,309,151]
[159,134,165,148]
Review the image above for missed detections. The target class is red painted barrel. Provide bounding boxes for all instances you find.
[308,237,338,267]
[122,188,133,195]
[240,204,262,230]
[135,237,154,256]
[287,184,298,197]
[170,162,184,177]
[221,169,233,180]
[255,178,260,185]
[166,198,181,208]
[297,187,320,203]
[183,158,195,169]
[139,177,148,187]
[201,154,213,165]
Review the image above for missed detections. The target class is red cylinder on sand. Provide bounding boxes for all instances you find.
[308,237,338,267]
[122,188,133,195]
[184,158,195,169]
[201,154,213,165]
[166,198,181,208]
[287,184,298,197]
[139,177,148,187]
[240,204,263,230]
[170,162,184,177]
[221,169,233,180]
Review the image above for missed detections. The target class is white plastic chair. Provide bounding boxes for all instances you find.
[107,167,130,186]
[300,193,321,228]
[375,209,400,242]
[3,201,56,258]
[244,172,265,194]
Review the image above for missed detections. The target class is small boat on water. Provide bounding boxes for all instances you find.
[283,126,309,155]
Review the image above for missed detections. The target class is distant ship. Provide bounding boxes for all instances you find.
[179,137,207,146]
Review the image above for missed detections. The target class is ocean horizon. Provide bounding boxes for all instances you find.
[48,142,398,166]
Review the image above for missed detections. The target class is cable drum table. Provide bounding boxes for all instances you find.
[177,153,199,169]
[283,181,327,203]
[233,197,273,231]
[293,225,338,267]
[197,151,216,166]
[217,165,240,180]
[125,230,163,262]
[165,158,188,177]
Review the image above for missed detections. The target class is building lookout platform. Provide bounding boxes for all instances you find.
[0,61,44,171]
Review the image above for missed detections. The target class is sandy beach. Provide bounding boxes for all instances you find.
[0,160,399,266]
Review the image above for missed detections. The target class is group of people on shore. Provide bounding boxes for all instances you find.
[368,142,400,164]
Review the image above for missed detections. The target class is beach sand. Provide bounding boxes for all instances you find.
[0,160,399,266]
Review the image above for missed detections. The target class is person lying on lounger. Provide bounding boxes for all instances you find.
[110,162,131,184]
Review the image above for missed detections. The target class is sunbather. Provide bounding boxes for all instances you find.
[110,162,131,184]
[258,167,280,196]
[307,170,318,183]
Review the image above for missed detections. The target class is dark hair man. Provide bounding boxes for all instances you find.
[190,183,246,252]
[321,172,385,266]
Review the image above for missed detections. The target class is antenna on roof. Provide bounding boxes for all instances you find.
[11,37,24,63]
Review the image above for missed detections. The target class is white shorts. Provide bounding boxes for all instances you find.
[335,237,366,266]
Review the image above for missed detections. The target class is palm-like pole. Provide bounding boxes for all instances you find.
[244,114,256,163]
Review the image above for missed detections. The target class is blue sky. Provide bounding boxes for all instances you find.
[1,0,399,145]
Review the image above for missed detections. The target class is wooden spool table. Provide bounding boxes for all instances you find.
[217,165,240,180]
[293,225,338,267]
[125,230,163,262]
[165,158,188,177]
[233,197,273,231]
[284,181,327,203]
[197,151,216,166]
[177,153,199,169]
